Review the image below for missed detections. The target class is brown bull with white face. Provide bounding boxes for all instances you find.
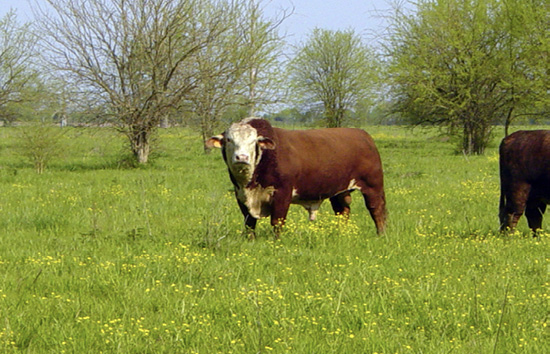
[499,130,550,234]
[206,118,386,238]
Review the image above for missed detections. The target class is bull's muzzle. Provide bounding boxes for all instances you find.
[233,154,250,164]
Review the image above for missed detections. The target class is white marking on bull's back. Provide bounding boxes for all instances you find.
[348,179,360,191]
[328,179,362,200]
[333,178,362,197]
[240,185,276,219]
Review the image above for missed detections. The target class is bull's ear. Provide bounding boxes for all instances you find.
[258,136,276,150]
[205,135,224,149]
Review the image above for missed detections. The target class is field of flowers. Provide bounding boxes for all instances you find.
[0,125,548,353]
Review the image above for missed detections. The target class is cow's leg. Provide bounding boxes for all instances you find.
[525,198,546,234]
[237,199,257,239]
[330,191,352,219]
[361,187,387,235]
[270,192,292,240]
[500,182,530,232]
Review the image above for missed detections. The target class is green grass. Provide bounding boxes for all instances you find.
[0,125,548,353]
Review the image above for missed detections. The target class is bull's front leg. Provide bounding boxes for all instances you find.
[237,199,257,240]
[270,190,292,240]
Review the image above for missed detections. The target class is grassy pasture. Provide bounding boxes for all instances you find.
[0,125,548,353]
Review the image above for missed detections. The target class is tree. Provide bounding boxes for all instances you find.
[385,0,550,154]
[239,0,288,117]
[185,1,244,148]
[289,28,379,128]
[499,0,550,135]
[0,11,38,123]
[188,0,288,149]
[34,0,227,164]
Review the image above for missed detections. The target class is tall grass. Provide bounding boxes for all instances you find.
[0,125,548,353]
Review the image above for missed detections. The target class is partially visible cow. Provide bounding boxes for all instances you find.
[499,130,550,233]
[206,118,386,238]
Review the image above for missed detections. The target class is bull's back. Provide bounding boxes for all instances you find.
[275,127,380,170]
[500,130,550,183]
[273,127,383,197]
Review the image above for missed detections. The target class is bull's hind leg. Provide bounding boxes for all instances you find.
[330,191,352,219]
[361,187,387,235]
[501,182,531,232]
[525,199,546,234]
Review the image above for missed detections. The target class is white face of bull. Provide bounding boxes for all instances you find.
[225,123,260,167]
[205,122,275,184]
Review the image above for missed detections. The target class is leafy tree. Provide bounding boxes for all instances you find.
[499,0,550,135]
[0,10,38,124]
[34,0,228,164]
[386,0,550,154]
[289,28,379,128]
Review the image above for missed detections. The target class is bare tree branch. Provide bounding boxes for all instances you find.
[34,0,227,163]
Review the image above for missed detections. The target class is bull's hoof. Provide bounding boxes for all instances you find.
[244,227,256,241]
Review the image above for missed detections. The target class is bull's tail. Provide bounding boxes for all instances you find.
[498,141,508,231]
[499,183,507,231]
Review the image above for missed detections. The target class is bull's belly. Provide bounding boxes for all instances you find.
[291,198,324,221]
[242,189,329,220]
[237,178,361,220]
[531,184,550,204]
[291,179,360,221]
[292,178,361,201]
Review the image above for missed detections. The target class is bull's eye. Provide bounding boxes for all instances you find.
[226,138,232,144]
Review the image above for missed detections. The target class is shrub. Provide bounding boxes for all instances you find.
[18,123,65,173]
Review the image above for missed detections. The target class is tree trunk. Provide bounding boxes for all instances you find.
[200,111,218,154]
[504,106,514,137]
[462,117,491,155]
[131,129,151,164]
[135,144,150,164]
[160,116,170,128]
[325,107,340,128]
[201,129,213,154]
[463,121,473,155]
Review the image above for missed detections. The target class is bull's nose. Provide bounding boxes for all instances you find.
[234,154,250,163]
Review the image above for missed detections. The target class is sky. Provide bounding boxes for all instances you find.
[0,0,395,44]
[263,0,393,44]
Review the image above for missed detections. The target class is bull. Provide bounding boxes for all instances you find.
[206,118,386,239]
[499,130,550,234]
